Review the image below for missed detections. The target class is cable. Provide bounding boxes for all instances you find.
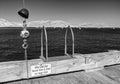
[23,0,25,8]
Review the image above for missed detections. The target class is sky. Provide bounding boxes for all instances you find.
[0,0,120,27]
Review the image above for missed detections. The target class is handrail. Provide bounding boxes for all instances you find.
[65,25,75,57]
[41,28,43,57]
[44,26,48,60]
[40,26,48,60]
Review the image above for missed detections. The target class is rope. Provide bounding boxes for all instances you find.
[25,47,29,79]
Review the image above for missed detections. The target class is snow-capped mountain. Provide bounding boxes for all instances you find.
[0,18,22,27]
[1,18,118,28]
[0,18,78,28]
[80,23,113,28]
[28,20,78,28]
[81,23,103,28]
[11,22,22,27]
[0,19,13,27]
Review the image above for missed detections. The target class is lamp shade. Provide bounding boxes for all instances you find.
[18,8,29,19]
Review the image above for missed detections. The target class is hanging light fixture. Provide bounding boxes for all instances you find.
[18,8,29,19]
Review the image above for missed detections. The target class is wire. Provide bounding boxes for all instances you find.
[23,0,25,8]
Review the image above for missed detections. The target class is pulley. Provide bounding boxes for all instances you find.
[18,8,29,19]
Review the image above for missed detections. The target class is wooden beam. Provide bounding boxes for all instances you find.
[0,50,120,83]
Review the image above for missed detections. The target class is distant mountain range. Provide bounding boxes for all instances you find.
[28,20,79,27]
[0,18,119,28]
[0,19,22,27]
[80,23,108,28]
[0,18,78,28]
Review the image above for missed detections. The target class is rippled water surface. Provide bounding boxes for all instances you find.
[0,27,120,62]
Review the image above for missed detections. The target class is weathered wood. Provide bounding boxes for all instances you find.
[7,65,120,84]
[0,61,26,83]
[0,50,120,83]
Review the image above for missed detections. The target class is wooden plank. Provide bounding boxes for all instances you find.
[0,50,120,83]
[7,65,120,84]
[0,61,27,83]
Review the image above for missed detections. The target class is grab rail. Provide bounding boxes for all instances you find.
[40,25,75,60]
[65,26,75,57]
[40,26,48,60]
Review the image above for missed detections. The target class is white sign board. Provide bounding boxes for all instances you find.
[31,63,51,77]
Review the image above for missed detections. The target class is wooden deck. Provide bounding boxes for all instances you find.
[7,64,120,84]
[0,50,120,84]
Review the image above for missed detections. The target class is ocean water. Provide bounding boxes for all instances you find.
[0,27,120,62]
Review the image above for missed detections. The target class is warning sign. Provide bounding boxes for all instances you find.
[31,63,51,77]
